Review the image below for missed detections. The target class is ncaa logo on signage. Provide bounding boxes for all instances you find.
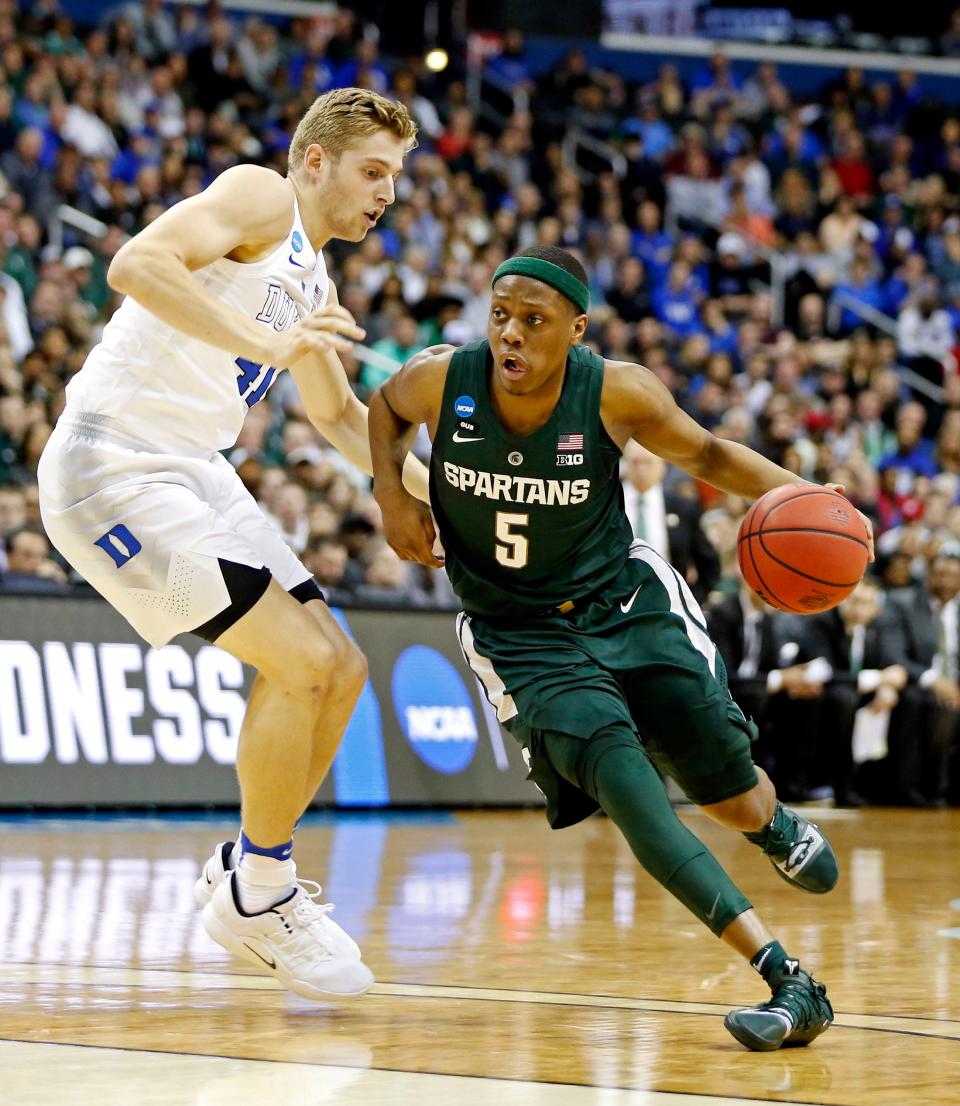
[391,645,478,774]
[454,395,476,418]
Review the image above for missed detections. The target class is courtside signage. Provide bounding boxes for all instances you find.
[391,645,478,774]
[0,597,533,806]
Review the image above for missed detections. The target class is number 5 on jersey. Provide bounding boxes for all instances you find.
[495,511,529,569]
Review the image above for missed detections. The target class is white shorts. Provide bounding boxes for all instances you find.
[38,413,314,648]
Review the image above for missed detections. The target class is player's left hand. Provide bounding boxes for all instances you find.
[377,488,445,568]
[823,482,875,563]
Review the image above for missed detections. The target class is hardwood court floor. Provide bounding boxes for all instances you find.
[1,807,959,1105]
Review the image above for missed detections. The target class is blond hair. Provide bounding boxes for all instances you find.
[288,87,418,173]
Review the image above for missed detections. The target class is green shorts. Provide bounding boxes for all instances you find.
[456,543,758,827]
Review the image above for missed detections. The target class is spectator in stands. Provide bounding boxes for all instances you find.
[360,313,422,394]
[0,524,67,592]
[706,579,832,801]
[829,256,886,335]
[897,291,956,381]
[653,260,703,339]
[878,402,939,482]
[804,579,911,805]
[621,441,720,601]
[304,535,363,593]
[889,552,960,805]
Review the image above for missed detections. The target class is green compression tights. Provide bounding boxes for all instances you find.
[542,726,751,936]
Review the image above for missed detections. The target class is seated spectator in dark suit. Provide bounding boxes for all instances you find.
[706,579,833,801]
[0,525,69,593]
[804,579,911,806]
[888,552,960,805]
[304,535,364,593]
[622,441,720,601]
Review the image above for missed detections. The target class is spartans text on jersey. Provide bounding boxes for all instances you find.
[442,462,590,505]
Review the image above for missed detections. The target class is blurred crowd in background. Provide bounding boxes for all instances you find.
[1,2,960,804]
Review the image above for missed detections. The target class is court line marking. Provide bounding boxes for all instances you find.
[0,1038,857,1106]
[5,962,959,1041]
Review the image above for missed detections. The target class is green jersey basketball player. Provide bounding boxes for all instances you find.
[369,245,874,1051]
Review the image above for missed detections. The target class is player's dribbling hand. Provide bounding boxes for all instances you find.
[823,482,875,562]
[275,305,366,364]
[379,490,445,568]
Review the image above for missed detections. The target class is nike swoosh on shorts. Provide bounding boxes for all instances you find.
[620,585,643,613]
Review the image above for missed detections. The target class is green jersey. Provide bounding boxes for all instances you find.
[429,339,633,617]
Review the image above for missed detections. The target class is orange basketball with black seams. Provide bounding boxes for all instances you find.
[737,485,870,613]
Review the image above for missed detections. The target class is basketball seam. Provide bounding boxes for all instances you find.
[747,493,801,611]
[755,530,863,588]
[740,531,804,613]
[739,526,870,551]
[762,493,867,535]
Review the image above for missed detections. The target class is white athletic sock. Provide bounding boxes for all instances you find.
[235,851,297,914]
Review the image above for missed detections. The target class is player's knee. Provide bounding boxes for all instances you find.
[279,633,339,699]
[576,723,645,801]
[338,638,368,694]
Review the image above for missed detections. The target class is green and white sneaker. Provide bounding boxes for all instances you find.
[725,964,834,1052]
[751,802,839,894]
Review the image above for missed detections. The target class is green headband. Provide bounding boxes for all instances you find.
[492,256,590,316]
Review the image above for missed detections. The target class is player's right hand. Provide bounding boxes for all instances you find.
[274,305,366,365]
[378,490,445,568]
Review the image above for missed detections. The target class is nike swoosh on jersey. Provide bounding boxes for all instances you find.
[452,431,485,443]
[620,585,643,613]
[289,254,307,269]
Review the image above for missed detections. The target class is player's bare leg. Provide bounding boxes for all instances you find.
[297,599,368,808]
[199,581,373,998]
[701,766,839,895]
[195,598,366,895]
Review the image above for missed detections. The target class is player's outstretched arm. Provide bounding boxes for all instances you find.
[286,282,431,503]
[107,165,363,367]
[603,361,805,501]
[603,361,875,558]
[369,346,452,567]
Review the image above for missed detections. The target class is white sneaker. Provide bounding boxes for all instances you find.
[202,872,374,1000]
[193,841,235,908]
[193,841,362,961]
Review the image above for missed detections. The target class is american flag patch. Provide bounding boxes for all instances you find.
[557,433,584,451]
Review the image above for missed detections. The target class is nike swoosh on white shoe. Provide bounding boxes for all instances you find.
[452,431,484,443]
[620,585,643,613]
[244,943,277,970]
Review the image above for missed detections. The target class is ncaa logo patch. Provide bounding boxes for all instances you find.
[391,645,478,774]
[291,230,303,253]
[454,395,476,418]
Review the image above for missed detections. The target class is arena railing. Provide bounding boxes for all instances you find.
[827,291,947,403]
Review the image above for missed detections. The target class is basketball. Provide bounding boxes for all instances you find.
[737,485,870,613]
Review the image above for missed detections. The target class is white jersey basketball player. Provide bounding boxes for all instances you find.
[38,88,428,1000]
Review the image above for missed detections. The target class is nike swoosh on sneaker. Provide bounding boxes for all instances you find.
[452,431,484,443]
[244,943,277,970]
[620,585,643,613]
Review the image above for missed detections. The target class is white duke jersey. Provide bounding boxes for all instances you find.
[65,196,329,456]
